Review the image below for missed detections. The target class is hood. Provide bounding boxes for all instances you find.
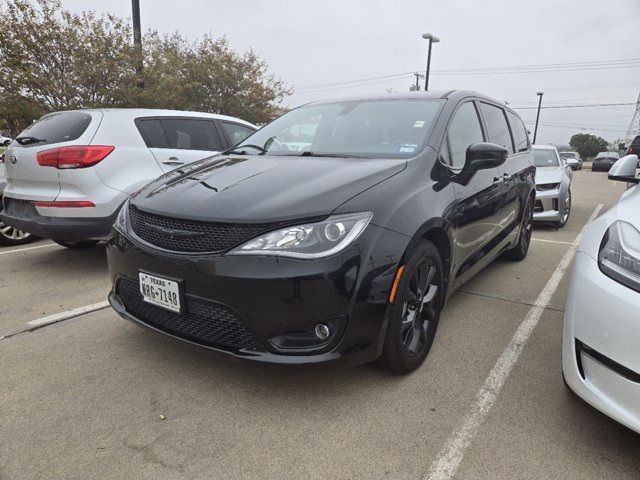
[536,166,564,185]
[132,154,406,223]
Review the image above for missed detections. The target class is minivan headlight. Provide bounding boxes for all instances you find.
[229,212,373,259]
[114,199,130,234]
[598,221,640,292]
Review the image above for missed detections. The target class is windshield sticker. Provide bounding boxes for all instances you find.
[399,144,418,154]
[413,120,426,128]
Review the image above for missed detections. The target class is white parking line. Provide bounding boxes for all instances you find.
[423,203,604,480]
[0,242,58,256]
[27,301,110,328]
[531,238,577,246]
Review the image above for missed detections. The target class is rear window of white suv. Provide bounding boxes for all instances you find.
[15,111,93,147]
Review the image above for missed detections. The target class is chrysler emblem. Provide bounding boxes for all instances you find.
[146,224,205,239]
[10,155,17,164]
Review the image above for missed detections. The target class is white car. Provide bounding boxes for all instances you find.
[533,145,573,227]
[0,109,256,248]
[0,132,12,146]
[0,157,36,246]
[563,154,640,433]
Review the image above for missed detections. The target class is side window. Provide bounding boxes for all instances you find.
[137,119,168,148]
[159,119,224,151]
[507,111,530,153]
[447,102,484,169]
[221,122,255,146]
[479,103,514,153]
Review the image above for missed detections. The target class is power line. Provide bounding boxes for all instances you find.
[295,57,640,92]
[512,102,636,110]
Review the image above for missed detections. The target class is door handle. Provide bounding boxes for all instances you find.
[162,159,184,166]
[492,177,505,185]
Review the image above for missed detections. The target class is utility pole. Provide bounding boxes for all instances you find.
[624,91,640,145]
[132,0,144,88]
[412,72,424,91]
[422,33,440,91]
[533,91,544,144]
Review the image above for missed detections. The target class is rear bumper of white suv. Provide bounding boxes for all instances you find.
[1,197,124,241]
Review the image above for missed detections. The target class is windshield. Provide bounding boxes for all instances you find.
[234,99,445,158]
[559,152,577,159]
[533,149,560,167]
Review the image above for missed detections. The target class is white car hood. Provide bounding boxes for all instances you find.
[536,166,564,185]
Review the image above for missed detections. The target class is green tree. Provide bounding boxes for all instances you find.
[0,0,290,130]
[569,133,609,159]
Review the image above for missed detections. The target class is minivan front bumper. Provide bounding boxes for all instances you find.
[106,223,410,368]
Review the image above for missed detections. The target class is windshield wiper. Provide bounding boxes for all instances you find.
[297,151,369,159]
[15,136,47,146]
[221,144,267,156]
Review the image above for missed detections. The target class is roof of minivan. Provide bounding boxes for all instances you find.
[49,108,256,128]
[532,144,559,151]
[305,90,509,107]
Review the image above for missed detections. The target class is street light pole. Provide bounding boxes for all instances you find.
[422,33,440,91]
[131,0,144,88]
[533,91,544,144]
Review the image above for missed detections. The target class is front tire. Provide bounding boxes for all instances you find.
[553,189,571,228]
[378,240,444,374]
[53,240,99,249]
[503,196,533,261]
[0,200,36,246]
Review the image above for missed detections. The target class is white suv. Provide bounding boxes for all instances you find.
[1,109,256,247]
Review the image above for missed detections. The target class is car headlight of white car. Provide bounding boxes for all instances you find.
[598,220,640,292]
[229,212,373,259]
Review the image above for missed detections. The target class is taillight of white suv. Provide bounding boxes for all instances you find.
[36,145,115,169]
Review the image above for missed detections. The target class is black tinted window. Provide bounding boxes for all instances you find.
[480,103,513,153]
[17,111,92,147]
[221,122,255,146]
[137,119,168,148]
[507,111,530,153]
[448,102,484,169]
[159,119,224,151]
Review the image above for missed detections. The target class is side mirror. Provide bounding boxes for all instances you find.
[464,142,508,171]
[608,154,640,184]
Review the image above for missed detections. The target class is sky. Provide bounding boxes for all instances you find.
[61,0,640,146]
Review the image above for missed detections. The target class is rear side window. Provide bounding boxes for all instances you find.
[136,118,224,151]
[137,119,169,148]
[161,119,224,151]
[221,122,255,146]
[506,111,530,153]
[17,111,92,147]
[447,102,485,169]
[479,103,514,153]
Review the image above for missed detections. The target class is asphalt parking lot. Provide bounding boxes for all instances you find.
[2,167,639,480]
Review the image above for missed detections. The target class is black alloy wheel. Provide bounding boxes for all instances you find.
[379,240,443,373]
[504,196,533,261]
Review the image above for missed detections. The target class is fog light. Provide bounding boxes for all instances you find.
[315,323,330,340]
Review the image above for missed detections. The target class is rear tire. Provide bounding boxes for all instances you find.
[53,240,99,249]
[503,196,533,261]
[378,240,444,374]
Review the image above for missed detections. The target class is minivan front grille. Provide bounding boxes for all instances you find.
[128,205,278,253]
[116,278,257,351]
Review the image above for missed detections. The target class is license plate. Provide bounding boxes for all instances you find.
[139,272,182,313]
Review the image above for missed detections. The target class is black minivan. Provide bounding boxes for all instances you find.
[107,91,535,373]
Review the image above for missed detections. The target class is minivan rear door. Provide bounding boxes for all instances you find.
[136,117,225,173]
[3,111,102,201]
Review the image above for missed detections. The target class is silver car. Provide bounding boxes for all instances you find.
[533,145,573,228]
